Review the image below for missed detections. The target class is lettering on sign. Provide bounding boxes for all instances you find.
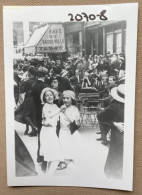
[37,24,66,52]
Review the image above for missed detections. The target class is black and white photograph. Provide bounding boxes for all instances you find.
[3,4,138,191]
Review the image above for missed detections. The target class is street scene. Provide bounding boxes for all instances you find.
[14,21,125,180]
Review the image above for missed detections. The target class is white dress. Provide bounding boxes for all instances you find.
[59,105,81,161]
[40,103,62,161]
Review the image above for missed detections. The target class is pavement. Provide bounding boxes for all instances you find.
[15,115,109,178]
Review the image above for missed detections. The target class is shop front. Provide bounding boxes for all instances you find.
[24,23,66,60]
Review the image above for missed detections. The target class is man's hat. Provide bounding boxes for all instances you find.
[111,84,125,103]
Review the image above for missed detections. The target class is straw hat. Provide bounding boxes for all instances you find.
[111,84,125,103]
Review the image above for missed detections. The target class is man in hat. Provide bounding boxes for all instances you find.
[97,84,125,179]
[31,66,49,162]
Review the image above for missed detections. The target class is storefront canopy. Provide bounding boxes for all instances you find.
[25,25,50,48]
[24,23,66,55]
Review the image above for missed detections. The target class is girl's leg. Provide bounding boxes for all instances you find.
[47,161,59,176]
[41,161,47,173]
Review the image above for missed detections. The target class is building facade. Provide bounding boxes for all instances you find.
[64,22,84,58]
[64,21,126,58]
[13,22,24,46]
[14,21,126,59]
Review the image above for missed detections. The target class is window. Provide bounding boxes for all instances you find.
[106,33,113,54]
[114,32,122,53]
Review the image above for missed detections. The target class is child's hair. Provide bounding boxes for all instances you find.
[43,90,55,103]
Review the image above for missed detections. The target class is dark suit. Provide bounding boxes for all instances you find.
[15,78,37,125]
[97,99,124,179]
[31,80,49,162]
[31,80,48,129]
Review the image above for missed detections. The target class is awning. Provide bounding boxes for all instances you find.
[25,24,50,48]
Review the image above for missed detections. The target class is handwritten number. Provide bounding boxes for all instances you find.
[68,13,74,21]
[97,10,108,21]
[89,14,96,20]
[68,10,108,21]
[75,14,83,21]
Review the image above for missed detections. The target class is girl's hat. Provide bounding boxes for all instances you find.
[63,90,76,100]
[40,87,59,104]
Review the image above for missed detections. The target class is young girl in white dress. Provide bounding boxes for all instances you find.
[39,87,62,175]
[58,90,81,172]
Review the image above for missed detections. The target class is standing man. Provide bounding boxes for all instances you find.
[31,66,49,163]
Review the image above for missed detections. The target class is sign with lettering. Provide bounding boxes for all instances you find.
[37,24,66,53]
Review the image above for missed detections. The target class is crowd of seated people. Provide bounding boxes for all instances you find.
[14,53,125,98]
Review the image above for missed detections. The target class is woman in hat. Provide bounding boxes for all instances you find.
[50,76,73,107]
[50,76,73,93]
[58,90,81,171]
[39,87,63,175]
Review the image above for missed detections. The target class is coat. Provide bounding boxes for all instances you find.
[31,80,49,163]
[97,99,124,179]
[31,80,49,129]
[97,99,124,123]
[15,78,37,124]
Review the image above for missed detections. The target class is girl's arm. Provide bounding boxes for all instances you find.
[46,106,65,118]
[62,107,81,126]
[47,109,60,118]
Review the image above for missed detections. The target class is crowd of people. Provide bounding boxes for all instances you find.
[14,53,125,179]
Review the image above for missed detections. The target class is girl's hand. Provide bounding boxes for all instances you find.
[76,119,81,127]
[60,105,66,113]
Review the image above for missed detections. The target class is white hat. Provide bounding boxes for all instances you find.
[111,84,125,103]
[40,87,59,104]
[63,90,76,100]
